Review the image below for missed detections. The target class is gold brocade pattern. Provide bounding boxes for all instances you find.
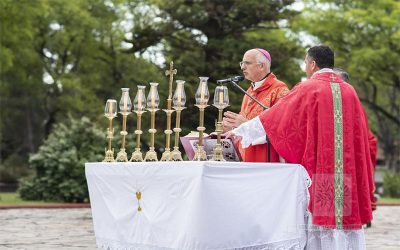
[242,86,288,119]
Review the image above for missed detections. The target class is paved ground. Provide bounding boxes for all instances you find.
[0,206,399,249]
[364,206,400,250]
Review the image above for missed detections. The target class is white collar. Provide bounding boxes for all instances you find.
[252,75,269,90]
[312,68,334,77]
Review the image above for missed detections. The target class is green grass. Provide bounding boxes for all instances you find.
[2,192,399,206]
[0,192,61,206]
[378,197,400,204]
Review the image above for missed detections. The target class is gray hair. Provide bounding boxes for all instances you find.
[333,68,350,82]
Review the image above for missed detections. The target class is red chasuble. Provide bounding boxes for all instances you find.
[259,71,375,229]
[238,73,289,162]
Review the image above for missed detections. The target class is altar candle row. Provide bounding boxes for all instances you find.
[103,76,229,162]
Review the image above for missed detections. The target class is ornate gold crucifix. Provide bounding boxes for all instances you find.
[161,62,178,161]
[165,62,177,110]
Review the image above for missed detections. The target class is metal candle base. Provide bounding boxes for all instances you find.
[193,145,207,161]
[103,148,115,162]
[161,148,172,161]
[171,146,183,161]
[116,148,128,162]
[211,109,225,161]
[130,148,144,162]
[211,143,225,161]
[144,147,158,162]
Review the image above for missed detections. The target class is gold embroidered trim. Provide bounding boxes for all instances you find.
[330,81,344,229]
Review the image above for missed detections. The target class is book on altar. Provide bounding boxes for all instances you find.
[180,131,242,161]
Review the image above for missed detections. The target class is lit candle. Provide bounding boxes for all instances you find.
[151,88,155,108]
[200,83,205,103]
[138,92,142,111]
[177,85,182,105]
[108,101,113,116]
[219,91,224,105]
[123,93,128,111]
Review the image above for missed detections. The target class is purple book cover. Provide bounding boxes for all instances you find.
[180,133,242,161]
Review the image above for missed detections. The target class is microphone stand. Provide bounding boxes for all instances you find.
[229,79,271,162]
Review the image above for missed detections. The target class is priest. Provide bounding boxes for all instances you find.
[226,45,375,249]
[222,48,289,162]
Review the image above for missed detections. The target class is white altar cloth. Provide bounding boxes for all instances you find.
[85,161,310,250]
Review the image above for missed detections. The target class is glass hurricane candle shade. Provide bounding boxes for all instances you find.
[147,82,160,109]
[195,77,209,106]
[119,88,132,113]
[104,99,118,119]
[213,85,229,109]
[173,80,186,108]
[133,85,146,112]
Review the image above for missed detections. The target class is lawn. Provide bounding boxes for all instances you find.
[0,192,62,206]
[378,197,400,204]
[1,192,399,206]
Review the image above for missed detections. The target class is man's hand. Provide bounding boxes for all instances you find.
[222,111,248,132]
[222,129,237,139]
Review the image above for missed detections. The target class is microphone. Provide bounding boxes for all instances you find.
[224,76,268,110]
[217,76,244,84]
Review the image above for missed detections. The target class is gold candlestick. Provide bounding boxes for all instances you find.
[212,110,225,161]
[144,82,160,162]
[161,62,177,161]
[171,80,186,161]
[165,62,177,110]
[130,86,147,162]
[103,99,117,162]
[211,85,229,161]
[116,88,132,162]
[193,77,209,161]
[193,105,208,161]
[160,109,175,161]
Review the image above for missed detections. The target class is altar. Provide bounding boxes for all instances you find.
[85,161,310,250]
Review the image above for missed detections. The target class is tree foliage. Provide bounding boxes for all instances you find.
[1,0,305,185]
[124,0,304,137]
[3,0,398,195]
[18,117,104,202]
[0,0,164,182]
[293,0,400,170]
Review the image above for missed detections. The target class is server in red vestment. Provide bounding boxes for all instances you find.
[228,45,375,249]
[222,48,289,162]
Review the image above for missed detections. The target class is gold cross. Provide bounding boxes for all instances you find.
[165,61,177,99]
[136,191,142,212]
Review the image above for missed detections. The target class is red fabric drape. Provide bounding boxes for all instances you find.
[259,72,375,229]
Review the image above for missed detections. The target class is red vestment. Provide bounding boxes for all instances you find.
[259,71,375,229]
[238,73,289,162]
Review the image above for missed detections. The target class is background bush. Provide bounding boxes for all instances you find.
[18,117,104,202]
[383,171,400,198]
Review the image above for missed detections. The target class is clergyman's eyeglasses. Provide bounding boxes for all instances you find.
[239,61,262,67]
